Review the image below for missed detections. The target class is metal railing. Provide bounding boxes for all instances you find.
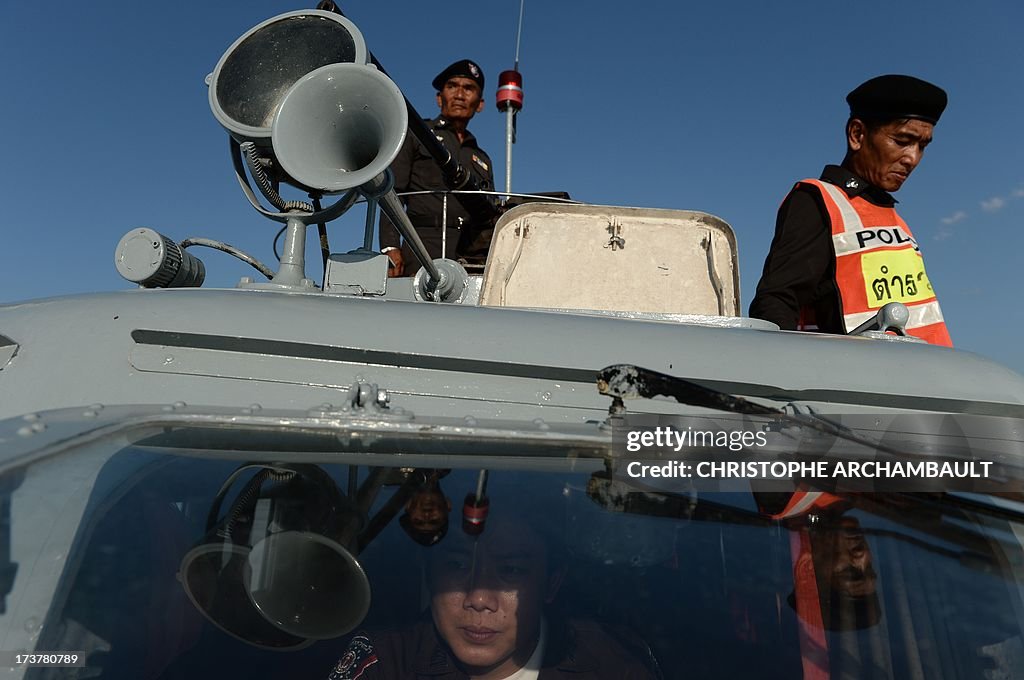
[380,189,578,260]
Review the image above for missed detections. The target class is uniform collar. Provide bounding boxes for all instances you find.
[430,116,480,149]
[821,165,897,207]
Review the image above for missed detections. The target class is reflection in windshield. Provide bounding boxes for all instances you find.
[399,470,451,547]
[3,445,1023,679]
[179,463,371,649]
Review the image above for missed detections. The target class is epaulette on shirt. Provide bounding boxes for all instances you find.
[328,635,378,680]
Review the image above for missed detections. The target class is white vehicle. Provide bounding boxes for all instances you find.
[1,7,1023,680]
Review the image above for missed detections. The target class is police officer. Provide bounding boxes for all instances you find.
[380,59,496,277]
[749,75,952,346]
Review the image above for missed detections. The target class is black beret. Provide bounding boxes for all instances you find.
[432,59,485,92]
[847,74,947,125]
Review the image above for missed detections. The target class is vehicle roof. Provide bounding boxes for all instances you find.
[2,287,1022,427]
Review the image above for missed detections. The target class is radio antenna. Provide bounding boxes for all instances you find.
[514,0,525,70]
[496,0,526,198]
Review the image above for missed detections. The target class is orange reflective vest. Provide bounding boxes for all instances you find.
[758,489,846,680]
[797,179,952,347]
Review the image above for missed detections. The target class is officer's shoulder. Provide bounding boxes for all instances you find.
[781,180,830,211]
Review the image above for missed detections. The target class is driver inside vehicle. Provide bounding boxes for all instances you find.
[326,511,660,679]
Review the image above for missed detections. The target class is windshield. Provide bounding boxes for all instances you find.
[2,436,1023,680]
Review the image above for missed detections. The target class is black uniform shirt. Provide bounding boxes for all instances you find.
[379,116,495,252]
[749,165,897,333]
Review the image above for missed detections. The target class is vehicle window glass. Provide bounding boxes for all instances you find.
[2,444,1023,679]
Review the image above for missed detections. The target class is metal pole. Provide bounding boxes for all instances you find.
[273,216,308,286]
[362,197,378,251]
[360,173,442,284]
[442,193,449,259]
[378,190,442,283]
[505,108,514,197]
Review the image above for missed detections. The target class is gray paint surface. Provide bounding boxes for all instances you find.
[2,286,1022,433]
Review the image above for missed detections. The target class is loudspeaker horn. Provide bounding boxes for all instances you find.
[179,465,371,649]
[271,63,409,193]
[246,531,370,640]
[208,10,369,145]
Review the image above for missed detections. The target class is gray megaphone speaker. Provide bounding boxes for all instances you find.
[246,531,370,640]
[179,464,371,649]
[208,10,369,145]
[271,63,409,193]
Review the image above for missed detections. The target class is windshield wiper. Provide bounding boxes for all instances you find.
[599,364,938,460]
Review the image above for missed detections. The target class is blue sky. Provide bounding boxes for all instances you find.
[2,1,1022,374]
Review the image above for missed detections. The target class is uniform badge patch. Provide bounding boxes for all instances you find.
[329,635,378,680]
[472,154,489,171]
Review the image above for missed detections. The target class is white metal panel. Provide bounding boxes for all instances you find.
[479,203,740,315]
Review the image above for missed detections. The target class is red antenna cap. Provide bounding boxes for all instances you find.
[496,69,524,112]
[462,493,490,536]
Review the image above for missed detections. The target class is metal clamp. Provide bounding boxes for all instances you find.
[848,302,925,343]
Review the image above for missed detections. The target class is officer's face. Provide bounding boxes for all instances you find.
[429,519,559,679]
[826,517,877,598]
[436,77,485,122]
[407,488,450,533]
[848,118,934,192]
